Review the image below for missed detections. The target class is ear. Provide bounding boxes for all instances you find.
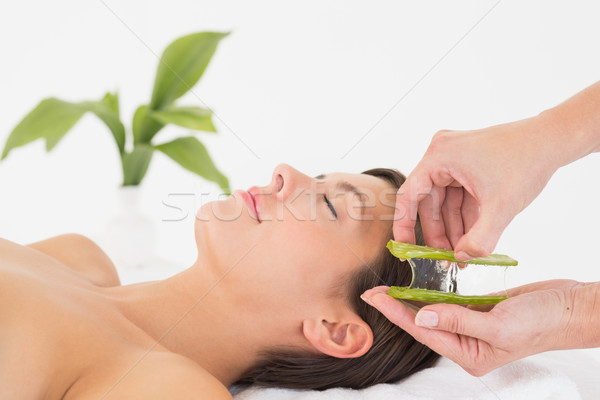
[302,315,373,358]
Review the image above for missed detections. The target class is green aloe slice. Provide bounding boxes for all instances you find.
[387,240,518,266]
[388,286,508,305]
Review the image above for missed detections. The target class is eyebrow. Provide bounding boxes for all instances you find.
[316,174,366,217]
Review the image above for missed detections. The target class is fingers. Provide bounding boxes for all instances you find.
[455,204,507,260]
[460,190,479,235]
[361,288,482,365]
[415,304,495,340]
[418,185,454,249]
[441,186,465,249]
[360,287,494,341]
[393,172,433,243]
[395,164,475,251]
[361,287,460,344]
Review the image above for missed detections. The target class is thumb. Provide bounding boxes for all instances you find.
[416,304,493,340]
[454,205,509,260]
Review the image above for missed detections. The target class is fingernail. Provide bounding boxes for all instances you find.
[360,294,374,306]
[362,292,388,309]
[415,310,438,328]
[455,251,472,261]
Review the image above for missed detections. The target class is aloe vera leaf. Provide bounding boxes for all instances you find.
[387,240,518,266]
[388,286,508,305]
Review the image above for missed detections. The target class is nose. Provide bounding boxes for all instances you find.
[271,163,312,201]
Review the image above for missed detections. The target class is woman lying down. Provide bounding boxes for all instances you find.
[1,164,439,399]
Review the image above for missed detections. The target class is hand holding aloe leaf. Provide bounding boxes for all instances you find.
[2,32,230,193]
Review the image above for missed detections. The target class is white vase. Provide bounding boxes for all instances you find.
[103,186,157,269]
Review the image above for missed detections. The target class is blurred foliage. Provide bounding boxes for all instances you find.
[2,32,230,193]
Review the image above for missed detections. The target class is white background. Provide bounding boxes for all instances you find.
[1,0,600,358]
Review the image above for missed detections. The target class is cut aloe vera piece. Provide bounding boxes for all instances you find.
[387,240,518,266]
[388,286,508,305]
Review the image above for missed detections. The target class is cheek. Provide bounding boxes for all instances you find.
[252,223,337,274]
[265,220,340,259]
[270,228,352,279]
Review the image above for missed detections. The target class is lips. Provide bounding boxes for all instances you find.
[235,189,261,223]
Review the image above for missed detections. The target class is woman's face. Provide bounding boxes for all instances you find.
[194,164,397,318]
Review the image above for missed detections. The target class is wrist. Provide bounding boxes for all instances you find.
[532,110,582,172]
[516,112,569,178]
[537,82,600,166]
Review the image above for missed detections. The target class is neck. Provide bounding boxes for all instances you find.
[104,261,271,386]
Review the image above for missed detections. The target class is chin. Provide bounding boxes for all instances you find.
[193,198,251,264]
[193,202,218,257]
[195,202,212,225]
[196,195,245,224]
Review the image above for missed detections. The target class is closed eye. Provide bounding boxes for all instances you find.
[323,194,337,219]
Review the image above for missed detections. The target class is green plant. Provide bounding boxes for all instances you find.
[386,240,518,266]
[1,31,230,192]
[387,286,508,305]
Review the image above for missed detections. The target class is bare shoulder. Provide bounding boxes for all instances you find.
[99,353,232,400]
[27,233,120,287]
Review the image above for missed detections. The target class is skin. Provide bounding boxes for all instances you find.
[367,80,600,376]
[362,279,600,376]
[0,164,397,399]
[392,80,600,259]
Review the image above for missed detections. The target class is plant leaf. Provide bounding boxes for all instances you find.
[2,94,126,160]
[149,32,229,110]
[388,286,508,305]
[133,105,164,144]
[386,240,518,266]
[82,93,126,154]
[99,91,119,115]
[2,98,86,159]
[154,136,229,193]
[121,144,154,186]
[149,106,216,132]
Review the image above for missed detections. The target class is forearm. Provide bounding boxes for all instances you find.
[537,81,600,169]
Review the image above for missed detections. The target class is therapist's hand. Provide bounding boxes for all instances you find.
[393,116,559,260]
[394,80,600,260]
[361,280,583,376]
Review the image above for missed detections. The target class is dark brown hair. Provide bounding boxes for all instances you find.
[236,168,440,390]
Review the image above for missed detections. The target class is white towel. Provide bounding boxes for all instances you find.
[233,353,583,400]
